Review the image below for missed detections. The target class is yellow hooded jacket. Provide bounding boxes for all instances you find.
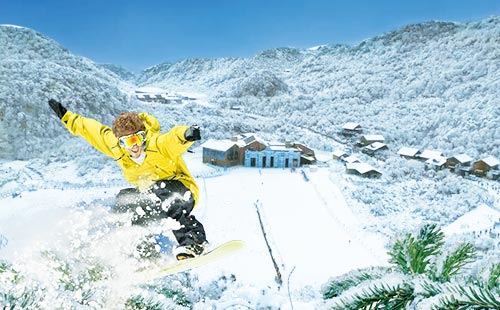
[60,111,199,206]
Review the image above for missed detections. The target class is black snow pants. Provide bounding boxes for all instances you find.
[114,180,207,247]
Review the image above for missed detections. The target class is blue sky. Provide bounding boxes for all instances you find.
[1,0,499,71]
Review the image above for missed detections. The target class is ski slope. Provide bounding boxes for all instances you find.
[0,152,389,308]
[196,167,388,291]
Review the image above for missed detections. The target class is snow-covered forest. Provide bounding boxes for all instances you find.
[0,15,500,309]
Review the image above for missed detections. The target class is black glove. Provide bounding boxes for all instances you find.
[48,99,68,119]
[184,125,201,141]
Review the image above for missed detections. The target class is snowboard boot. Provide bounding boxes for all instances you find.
[173,242,206,260]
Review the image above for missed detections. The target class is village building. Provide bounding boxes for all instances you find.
[289,142,316,165]
[332,150,348,160]
[425,156,448,171]
[362,142,388,155]
[358,135,385,147]
[202,134,314,169]
[341,122,363,136]
[418,150,445,161]
[342,155,361,164]
[231,134,267,164]
[446,153,473,175]
[134,88,184,104]
[397,147,420,159]
[472,156,500,179]
[345,162,382,178]
[201,140,240,167]
[245,144,302,168]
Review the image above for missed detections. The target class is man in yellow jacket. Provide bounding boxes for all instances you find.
[48,99,207,260]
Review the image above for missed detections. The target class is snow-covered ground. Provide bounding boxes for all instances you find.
[0,148,499,308]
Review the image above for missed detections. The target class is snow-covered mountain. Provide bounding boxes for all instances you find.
[0,25,136,160]
[99,63,137,82]
[1,17,499,161]
[136,18,500,159]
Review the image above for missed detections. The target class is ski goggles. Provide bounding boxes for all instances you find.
[118,131,146,149]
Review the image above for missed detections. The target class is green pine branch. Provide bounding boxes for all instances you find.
[434,285,500,309]
[323,267,389,299]
[333,282,415,310]
[389,224,444,275]
[326,223,488,309]
[389,235,412,274]
[437,243,476,282]
[419,280,445,298]
[487,263,500,290]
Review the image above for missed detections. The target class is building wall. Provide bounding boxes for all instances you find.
[342,128,362,136]
[238,141,267,165]
[244,148,301,168]
[473,161,492,176]
[202,146,240,167]
[445,158,460,169]
[292,143,315,156]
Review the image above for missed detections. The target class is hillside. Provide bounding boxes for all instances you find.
[0,25,135,160]
[1,18,499,161]
[137,18,500,159]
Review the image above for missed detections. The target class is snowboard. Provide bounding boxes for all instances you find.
[145,239,245,280]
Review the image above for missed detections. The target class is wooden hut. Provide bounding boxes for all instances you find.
[201,140,240,167]
[345,162,382,178]
[362,142,388,155]
[397,147,420,159]
[425,156,447,171]
[341,122,362,136]
[332,150,348,160]
[472,156,500,178]
[446,154,473,173]
[418,150,444,161]
[358,135,385,146]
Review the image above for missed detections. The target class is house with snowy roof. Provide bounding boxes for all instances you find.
[232,134,267,160]
[341,155,361,164]
[358,135,385,146]
[397,147,420,159]
[201,140,240,167]
[290,142,316,165]
[332,150,348,160]
[472,156,500,179]
[446,153,473,174]
[362,141,388,155]
[341,122,362,136]
[418,150,445,161]
[345,162,381,178]
[425,156,448,171]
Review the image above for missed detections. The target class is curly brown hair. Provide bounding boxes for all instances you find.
[112,112,146,137]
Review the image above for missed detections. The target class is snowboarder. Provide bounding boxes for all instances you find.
[48,99,207,260]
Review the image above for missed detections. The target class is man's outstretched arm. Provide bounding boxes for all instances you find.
[48,99,118,158]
